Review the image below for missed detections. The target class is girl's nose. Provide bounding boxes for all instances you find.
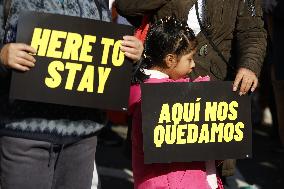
[190,60,195,69]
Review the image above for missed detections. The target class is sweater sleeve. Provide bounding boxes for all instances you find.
[0,0,9,76]
[235,0,267,77]
[0,0,4,44]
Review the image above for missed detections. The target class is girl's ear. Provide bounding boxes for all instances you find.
[164,54,177,68]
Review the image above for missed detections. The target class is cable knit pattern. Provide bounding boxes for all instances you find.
[0,0,110,143]
[5,119,105,136]
[2,0,110,44]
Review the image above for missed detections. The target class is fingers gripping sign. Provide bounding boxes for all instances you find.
[0,43,37,72]
[233,68,258,96]
[120,36,143,63]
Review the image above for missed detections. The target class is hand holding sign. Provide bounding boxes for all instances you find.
[121,36,143,62]
[142,81,252,164]
[233,67,258,95]
[10,12,133,110]
[0,43,36,71]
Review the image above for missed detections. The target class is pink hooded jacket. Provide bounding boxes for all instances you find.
[128,75,224,189]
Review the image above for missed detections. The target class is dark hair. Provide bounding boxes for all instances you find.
[132,16,197,84]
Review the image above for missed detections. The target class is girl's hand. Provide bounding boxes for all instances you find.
[0,43,36,72]
[120,36,143,63]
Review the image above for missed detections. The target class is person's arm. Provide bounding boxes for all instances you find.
[266,14,273,41]
[114,0,170,27]
[0,43,37,72]
[262,0,276,41]
[0,1,37,74]
[114,0,169,17]
[0,0,8,75]
[233,0,267,95]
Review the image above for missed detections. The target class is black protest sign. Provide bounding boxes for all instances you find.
[10,11,133,111]
[141,81,252,164]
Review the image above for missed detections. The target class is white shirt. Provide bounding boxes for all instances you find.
[143,69,169,79]
[109,0,115,9]
[187,0,203,35]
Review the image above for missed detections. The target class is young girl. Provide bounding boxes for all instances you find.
[129,16,224,189]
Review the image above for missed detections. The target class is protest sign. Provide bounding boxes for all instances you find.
[142,81,252,163]
[10,11,133,111]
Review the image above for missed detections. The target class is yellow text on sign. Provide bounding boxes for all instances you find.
[154,101,244,147]
[154,122,244,148]
[31,28,125,66]
[30,28,126,93]
[45,61,111,93]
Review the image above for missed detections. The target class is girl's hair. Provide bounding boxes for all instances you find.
[132,16,197,84]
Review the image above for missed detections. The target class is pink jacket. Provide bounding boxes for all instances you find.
[128,76,224,189]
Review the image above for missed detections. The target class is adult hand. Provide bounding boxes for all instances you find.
[120,36,143,63]
[233,67,258,96]
[0,43,36,72]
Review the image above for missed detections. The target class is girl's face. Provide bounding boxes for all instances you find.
[168,51,195,80]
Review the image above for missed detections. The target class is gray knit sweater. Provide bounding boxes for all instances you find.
[0,0,111,144]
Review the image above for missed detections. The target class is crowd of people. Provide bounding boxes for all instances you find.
[0,0,283,189]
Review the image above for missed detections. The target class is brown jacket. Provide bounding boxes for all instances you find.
[115,0,267,80]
